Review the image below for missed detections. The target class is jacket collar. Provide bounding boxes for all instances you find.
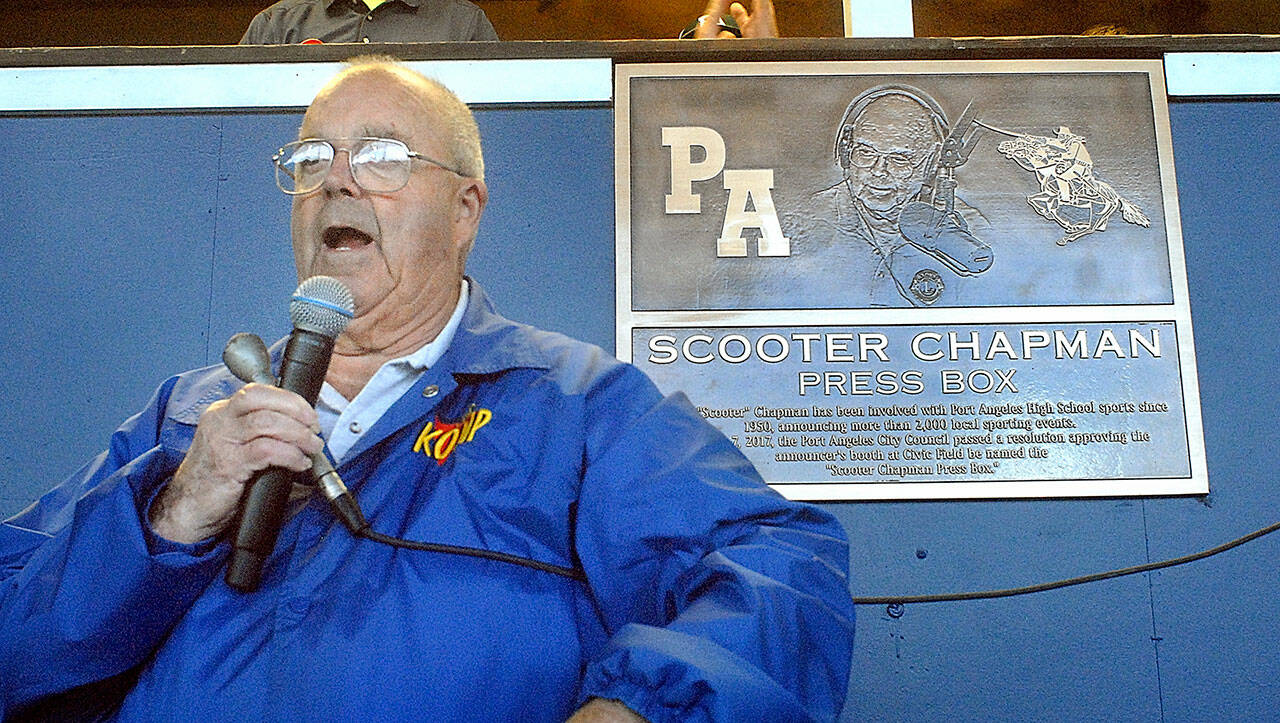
[438,277,552,378]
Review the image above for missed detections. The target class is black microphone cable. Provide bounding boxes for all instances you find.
[315,434,1277,599]
[851,516,1280,606]
[318,441,1277,600]
[311,452,584,581]
[222,330,585,584]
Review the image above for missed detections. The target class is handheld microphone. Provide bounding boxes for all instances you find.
[224,276,354,592]
[223,331,369,539]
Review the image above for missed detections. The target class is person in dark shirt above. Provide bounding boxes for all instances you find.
[240,0,779,45]
[240,0,498,45]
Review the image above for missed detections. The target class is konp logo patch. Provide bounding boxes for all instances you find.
[412,406,492,465]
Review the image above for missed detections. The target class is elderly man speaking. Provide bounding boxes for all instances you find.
[0,58,854,722]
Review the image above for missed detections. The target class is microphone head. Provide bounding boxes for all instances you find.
[290,276,355,338]
[223,332,275,384]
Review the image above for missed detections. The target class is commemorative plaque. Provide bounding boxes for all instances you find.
[616,60,1207,500]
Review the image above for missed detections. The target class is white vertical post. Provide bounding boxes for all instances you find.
[844,0,915,37]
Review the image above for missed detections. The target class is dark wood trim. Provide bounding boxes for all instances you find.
[2,35,1278,68]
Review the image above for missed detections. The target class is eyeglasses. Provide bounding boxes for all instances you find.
[846,142,931,177]
[273,137,464,195]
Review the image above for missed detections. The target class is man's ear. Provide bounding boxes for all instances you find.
[453,177,488,248]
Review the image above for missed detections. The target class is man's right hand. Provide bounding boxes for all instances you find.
[149,383,324,544]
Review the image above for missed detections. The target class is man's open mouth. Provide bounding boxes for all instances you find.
[323,226,375,250]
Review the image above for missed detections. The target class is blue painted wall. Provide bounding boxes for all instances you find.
[0,97,1276,720]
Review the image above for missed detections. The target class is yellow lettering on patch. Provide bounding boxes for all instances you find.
[434,427,461,461]
[413,408,493,463]
[412,421,440,454]
[464,408,492,441]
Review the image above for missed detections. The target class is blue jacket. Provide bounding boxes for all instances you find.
[1,281,854,722]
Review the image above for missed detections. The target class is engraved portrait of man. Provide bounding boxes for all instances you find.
[795,84,993,307]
